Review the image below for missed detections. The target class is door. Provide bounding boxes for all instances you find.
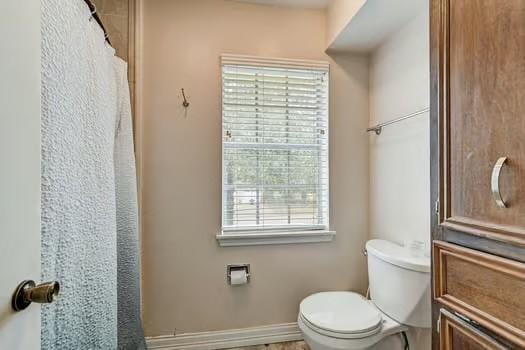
[0,1,42,349]
[433,0,525,247]
[430,0,525,349]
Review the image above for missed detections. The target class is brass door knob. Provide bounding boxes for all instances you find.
[12,280,60,311]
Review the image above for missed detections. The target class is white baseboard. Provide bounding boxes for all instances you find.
[146,322,303,350]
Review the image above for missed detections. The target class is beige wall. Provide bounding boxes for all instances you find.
[369,10,430,249]
[140,0,369,336]
[368,9,431,350]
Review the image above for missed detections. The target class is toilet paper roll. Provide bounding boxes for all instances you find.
[230,269,248,285]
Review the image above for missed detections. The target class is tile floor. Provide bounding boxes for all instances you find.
[227,341,310,350]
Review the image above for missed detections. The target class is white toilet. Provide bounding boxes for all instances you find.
[298,239,431,350]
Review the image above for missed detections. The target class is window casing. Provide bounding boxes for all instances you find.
[221,55,329,236]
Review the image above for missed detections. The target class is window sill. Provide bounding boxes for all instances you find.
[216,230,336,247]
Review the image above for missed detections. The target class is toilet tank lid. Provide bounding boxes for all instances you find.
[366,239,430,273]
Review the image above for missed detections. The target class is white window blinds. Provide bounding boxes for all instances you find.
[221,55,329,233]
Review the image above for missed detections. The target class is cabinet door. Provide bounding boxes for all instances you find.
[439,310,509,350]
[435,0,525,246]
[431,1,525,349]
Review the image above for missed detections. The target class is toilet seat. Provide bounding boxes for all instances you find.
[299,292,383,339]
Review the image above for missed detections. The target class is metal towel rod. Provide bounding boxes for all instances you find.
[366,107,430,135]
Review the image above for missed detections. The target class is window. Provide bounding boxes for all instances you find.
[219,55,332,245]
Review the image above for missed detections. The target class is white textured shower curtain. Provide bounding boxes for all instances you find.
[114,58,147,350]
[41,1,145,349]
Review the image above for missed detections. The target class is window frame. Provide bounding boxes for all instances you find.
[217,54,335,246]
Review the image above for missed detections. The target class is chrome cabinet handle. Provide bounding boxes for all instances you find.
[491,157,508,208]
[12,280,60,311]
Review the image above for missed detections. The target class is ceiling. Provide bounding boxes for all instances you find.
[231,0,332,9]
[328,0,427,52]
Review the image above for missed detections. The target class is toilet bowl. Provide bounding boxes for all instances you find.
[298,291,408,350]
[298,239,431,350]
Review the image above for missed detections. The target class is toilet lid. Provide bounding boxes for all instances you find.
[299,292,382,337]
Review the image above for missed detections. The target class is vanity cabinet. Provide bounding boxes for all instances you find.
[432,0,525,245]
[433,241,525,348]
[439,309,508,350]
[430,0,525,349]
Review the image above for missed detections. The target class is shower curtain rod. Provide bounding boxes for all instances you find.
[83,0,112,45]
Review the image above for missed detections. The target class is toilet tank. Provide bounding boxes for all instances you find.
[366,239,431,328]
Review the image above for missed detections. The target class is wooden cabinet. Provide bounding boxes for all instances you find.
[444,0,525,245]
[430,0,525,349]
[433,0,525,246]
[434,241,525,347]
[439,309,509,350]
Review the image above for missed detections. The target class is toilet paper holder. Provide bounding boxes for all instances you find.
[227,264,251,285]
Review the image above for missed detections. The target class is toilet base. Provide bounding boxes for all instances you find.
[302,331,406,350]
[298,311,408,350]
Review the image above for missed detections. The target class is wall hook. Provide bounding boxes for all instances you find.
[181,88,190,108]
